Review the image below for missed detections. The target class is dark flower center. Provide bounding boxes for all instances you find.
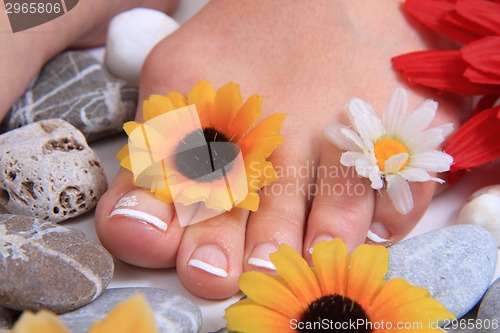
[175,127,239,182]
[297,294,372,333]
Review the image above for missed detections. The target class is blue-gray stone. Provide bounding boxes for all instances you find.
[387,225,497,319]
[477,277,500,332]
[60,287,202,333]
[2,51,137,142]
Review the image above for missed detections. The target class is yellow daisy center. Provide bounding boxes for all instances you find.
[299,294,371,333]
[373,138,409,172]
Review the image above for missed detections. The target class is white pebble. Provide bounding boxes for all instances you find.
[104,8,179,86]
[458,185,500,246]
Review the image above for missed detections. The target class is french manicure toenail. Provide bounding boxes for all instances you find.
[367,222,391,244]
[309,235,335,254]
[188,245,228,278]
[108,192,168,231]
[248,243,278,271]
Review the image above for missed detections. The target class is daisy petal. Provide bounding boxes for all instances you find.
[398,99,437,138]
[346,97,377,120]
[369,165,384,189]
[353,112,385,145]
[340,151,366,167]
[409,151,453,172]
[323,123,360,151]
[386,174,413,214]
[340,127,366,150]
[400,167,431,182]
[270,245,322,304]
[384,153,409,174]
[239,272,303,318]
[434,122,454,138]
[354,155,376,178]
[312,239,350,296]
[405,128,445,154]
[383,87,408,137]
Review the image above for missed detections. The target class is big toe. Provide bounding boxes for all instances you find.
[95,169,185,268]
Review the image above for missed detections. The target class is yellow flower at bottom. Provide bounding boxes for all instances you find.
[10,294,157,333]
[225,239,454,333]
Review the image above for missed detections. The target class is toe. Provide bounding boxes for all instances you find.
[176,208,248,299]
[369,181,437,245]
[95,169,184,268]
[304,143,374,257]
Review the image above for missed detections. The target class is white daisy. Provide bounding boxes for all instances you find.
[323,87,454,214]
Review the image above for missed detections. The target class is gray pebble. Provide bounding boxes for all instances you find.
[0,119,107,222]
[387,225,497,319]
[60,287,202,333]
[477,277,500,332]
[0,214,113,313]
[3,51,137,142]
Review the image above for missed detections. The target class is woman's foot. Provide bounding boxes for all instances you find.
[95,0,463,299]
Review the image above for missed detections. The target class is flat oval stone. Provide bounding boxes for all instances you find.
[0,215,113,313]
[60,287,202,333]
[2,51,137,142]
[477,277,500,331]
[0,119,107,222]
[387,225,497,318]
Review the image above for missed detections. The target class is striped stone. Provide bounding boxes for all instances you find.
[0,214,113,313]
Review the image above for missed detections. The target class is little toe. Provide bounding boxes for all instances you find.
[95,169,185,268]
[369,181,437,245]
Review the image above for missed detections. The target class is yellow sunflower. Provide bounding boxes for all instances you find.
[117,81,285,218]
[225,239,454,333]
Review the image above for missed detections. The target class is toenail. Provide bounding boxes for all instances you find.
[188,245,228,278]
[247,243,278,271]
[309,234,335,254]
[108,190,169,231]
[367,222,391,244]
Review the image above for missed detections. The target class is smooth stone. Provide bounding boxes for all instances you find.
[477,277,500,331]
[105,8,179,86]
[0,306,20,331]
[0,214,113,313]
[0,119,107,222]
[2,51,137,142]
[387,225,497,318]
[458,185,500,246]
[60,287,202,333]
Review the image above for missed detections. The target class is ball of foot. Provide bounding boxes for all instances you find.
[104,8,179,86]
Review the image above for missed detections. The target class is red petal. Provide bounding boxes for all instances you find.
[445,106,500,170]
[392,50,500,95]
[462,36,500,85]
[404,0,482,43]
[473,95,500,115]
[454,0,500,37]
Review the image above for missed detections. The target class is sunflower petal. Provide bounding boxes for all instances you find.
[228,93,263,142]
[270,245,322,304]
[166,91,188,108]
[142,94,176,121]
[187,80,216,128]
[236,192,260,211]
[312,239,350,296]
[239,114,286,157]
[225,299,295,333]
[212,82,243,133]
[347,244,388,308]
[239,271,304,318]
[11,310,70,333]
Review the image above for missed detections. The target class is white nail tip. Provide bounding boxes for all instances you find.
[367,230,390,243]
[109,208,168,231]
[188,259,228,278]
[248,257,276,271]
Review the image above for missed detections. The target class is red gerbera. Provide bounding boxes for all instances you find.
[393,0,500,173]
